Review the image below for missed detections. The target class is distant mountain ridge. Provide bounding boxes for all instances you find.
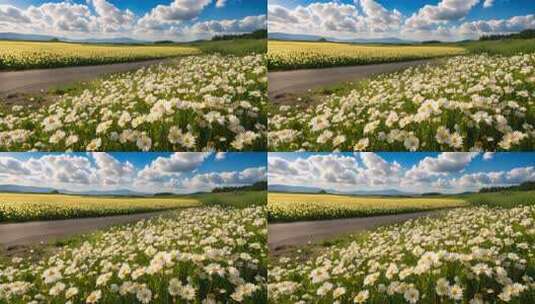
[0,184,151,196]
[269,32,417,44]
[0,32,148,44]
[269,184,417,196]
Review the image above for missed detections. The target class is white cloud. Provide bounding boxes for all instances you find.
[189,15,266,36]
[457,14,535,38]
[404,153,478,183]
[404,0,480,31]
[269,153,402,190]
[0,157,31,175]
[269,0,533,41]
[216,0,228,8]
[137,152,211,183]
[268,152,531,193]
[483,0,494,8]
[0,153,264,194]
[92,152,135,186]
[0,0,265,41]
[450,166,535,188]
[215,152,227,160]
[483,152,495,160]
[181,166,266,190]
[268,1,402,38]
[0,5,30,23]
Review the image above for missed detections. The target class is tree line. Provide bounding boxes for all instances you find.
[212,181,267,193]
[480,29,535,41]
[479,181,535,193]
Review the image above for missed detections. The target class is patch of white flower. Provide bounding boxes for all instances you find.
[269,206,535,303]
[269,54,535,151]
[0,54,267,152]
[0,206,267,303]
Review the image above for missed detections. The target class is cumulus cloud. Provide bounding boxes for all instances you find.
[404,153,478,183]
[189,15,266,36]
[0,0,265,41]
[269,153,532,193]
[215,0,228,8]
[457,14,535,38]
[269,0,533,41]
[483,152,495,160]
[0,153,264,194]
[268,1,402,37]
[449,167,535,188]
[404,0,480,31]
[137,153,211,183]
[269,153,402,190]
[0,5,31,23]
[182,167,266,190]
[215,152,227,160]
[483,0,494,8]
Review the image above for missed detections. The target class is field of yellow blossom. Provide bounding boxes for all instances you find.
[267,193,467,222]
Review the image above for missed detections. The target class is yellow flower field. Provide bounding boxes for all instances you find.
[0,193,200,222]
[268,41,466,70]
[0,41,200,70]
[268,193,467,222]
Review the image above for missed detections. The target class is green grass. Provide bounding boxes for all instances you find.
[193,191,267,208]
[458,190,535,208]
[459,39,535,56]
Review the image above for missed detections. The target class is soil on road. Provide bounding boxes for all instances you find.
[269,210,441,254]
[0,58,168,96]
[0,211,169,252]
[268,59,434,103]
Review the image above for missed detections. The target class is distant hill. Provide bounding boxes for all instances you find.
[269,184,417,196]
[61,189,151,197]
[0,184,150,196]
[75,37,147,44]
[269,32,416,44]
[269,184,326,193]
[0,32,147,44]
[0,184,57,194]
[0,32,59,41]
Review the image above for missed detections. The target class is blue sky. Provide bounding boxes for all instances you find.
[1,0,266,22]
[270,0,533,20]
[0,152,267,193]
[269,152,535,193]
[0,0,267,41]
[268,0,535,41]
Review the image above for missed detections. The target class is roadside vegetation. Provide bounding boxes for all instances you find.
[269,53,535,152]
[0,206,267,304]
[269,206,535,303]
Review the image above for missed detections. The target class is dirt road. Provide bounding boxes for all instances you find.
[0,59,168,95]
[0,211,169,250]
[268,59,434,100]
[269,210,441,252]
